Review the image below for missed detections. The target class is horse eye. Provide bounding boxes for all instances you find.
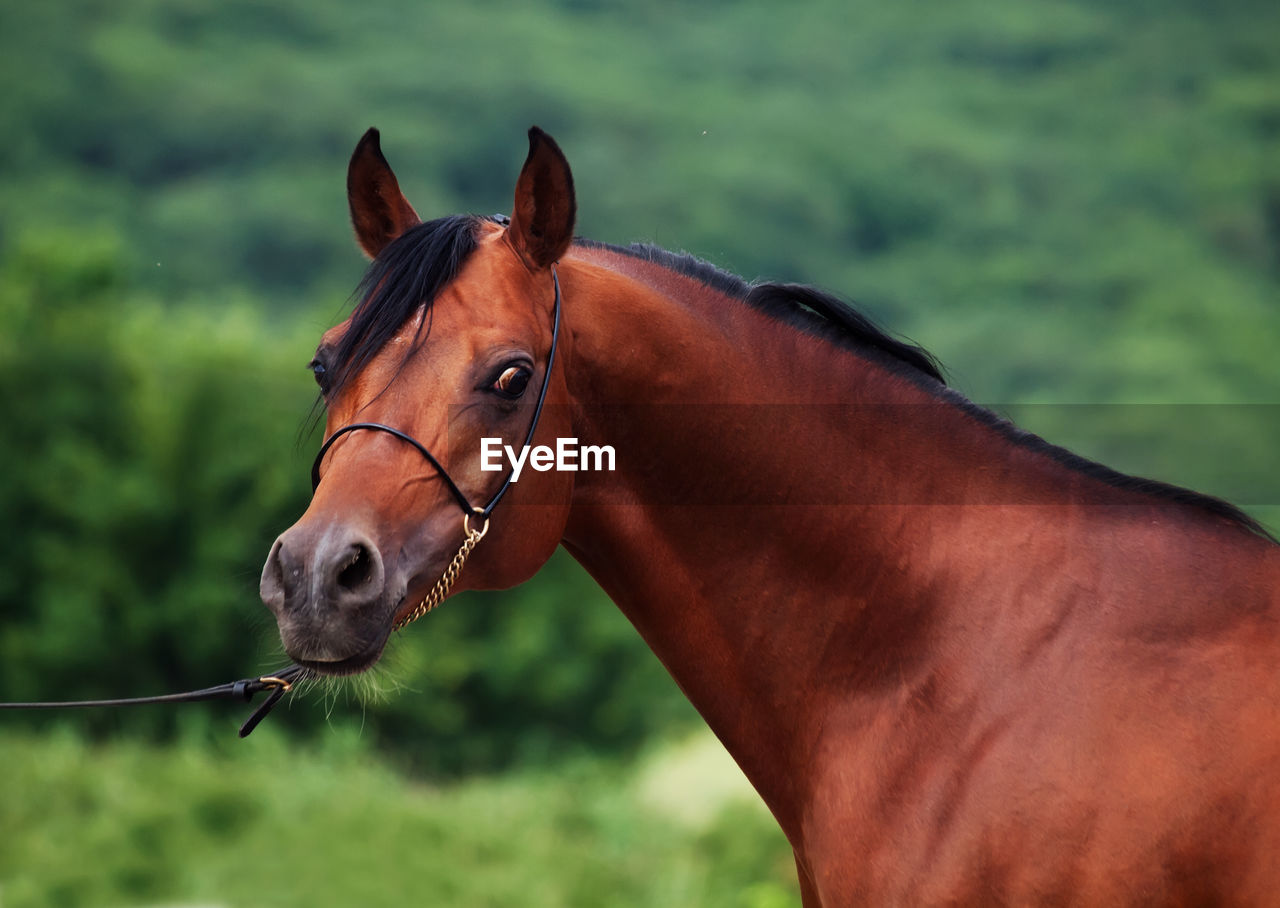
[493,365,532,399]
[309,359,329,392]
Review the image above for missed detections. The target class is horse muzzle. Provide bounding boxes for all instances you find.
[259,521,396,674]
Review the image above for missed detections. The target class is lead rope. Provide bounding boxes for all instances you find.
[392,510,491,631]
[0,664,306,738]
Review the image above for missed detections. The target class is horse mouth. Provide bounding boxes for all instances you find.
[294,638,387,677]
[285,575,440,677]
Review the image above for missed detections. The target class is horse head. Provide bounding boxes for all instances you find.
[260,127,577,674]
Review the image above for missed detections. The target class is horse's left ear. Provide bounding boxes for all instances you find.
[507,127,576,270]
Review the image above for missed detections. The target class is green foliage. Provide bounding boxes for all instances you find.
[0,232,315,717]
[0,729,795,907]
[3,1,1278,411]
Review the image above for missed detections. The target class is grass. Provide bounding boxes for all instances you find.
[0,726,797,908]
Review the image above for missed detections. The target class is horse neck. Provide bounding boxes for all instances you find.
[552,248,1109,830]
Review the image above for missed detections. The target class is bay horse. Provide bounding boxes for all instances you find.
[260,127,1280,905]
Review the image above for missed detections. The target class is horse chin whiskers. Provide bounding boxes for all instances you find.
[295,625,415,711]
[305,658,403,708]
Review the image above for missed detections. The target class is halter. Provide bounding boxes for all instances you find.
[310,265,562,629]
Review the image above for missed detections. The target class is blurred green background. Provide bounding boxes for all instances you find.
[1,0,1278,905]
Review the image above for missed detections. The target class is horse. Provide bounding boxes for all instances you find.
[259,127,1280,905]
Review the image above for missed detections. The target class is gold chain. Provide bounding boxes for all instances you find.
[392,510,490,631]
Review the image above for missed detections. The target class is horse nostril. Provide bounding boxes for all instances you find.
[336,544,372,592]
[260,538,294,613]
[266,528,385,614]
[326,537,384,607]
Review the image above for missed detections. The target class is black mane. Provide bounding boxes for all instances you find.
[578,239,946,384]
[328,222,1273,543]
[328,214,483,401]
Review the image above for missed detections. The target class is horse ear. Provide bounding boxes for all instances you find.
[347,128,421,259]
[507,127,576,270]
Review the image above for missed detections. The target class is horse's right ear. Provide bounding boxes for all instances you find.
[347,128,421,259]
